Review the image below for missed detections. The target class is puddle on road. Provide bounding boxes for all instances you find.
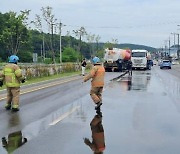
[155,70,180,113]
[1,131,27,154]
[0,100,86,153]
[115,71,151,91]
[83,110,106,153]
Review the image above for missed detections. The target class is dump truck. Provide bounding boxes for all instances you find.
[104,48,131,72]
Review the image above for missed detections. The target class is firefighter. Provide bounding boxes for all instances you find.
[0,55,25,112]
[83,56,105,110]
[84,111,105,154]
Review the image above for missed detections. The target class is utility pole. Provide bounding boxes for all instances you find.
[168,37,171,56]
[59,21,66,63]
[171,32,176,50]
[177,33,180,59]
[51,23,55,64]
[177,25,180,59]
[43,33,45,60]
[59,22,62,64]
[172,31,180,59]
[164,40,168,57]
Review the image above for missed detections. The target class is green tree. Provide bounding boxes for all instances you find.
[41,6,57,63]
[104,41,113,49]
[62,47,80,62]
[0,10,30,55]
[18,50,33,62]
[96,50,104,59]
[0,12,8,60]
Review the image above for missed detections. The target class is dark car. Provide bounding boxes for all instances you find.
[160,60,171,69]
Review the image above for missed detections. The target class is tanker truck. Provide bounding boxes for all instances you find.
[104,48,131,72]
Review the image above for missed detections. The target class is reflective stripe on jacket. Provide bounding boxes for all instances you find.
[84,63,105,87]
[2,64,23,87]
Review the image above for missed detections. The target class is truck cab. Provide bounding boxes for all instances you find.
[131,50,149,70]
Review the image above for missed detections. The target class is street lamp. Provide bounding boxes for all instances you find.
[177,25,180,59]
[171,32,180,59]
[171,32,176,49]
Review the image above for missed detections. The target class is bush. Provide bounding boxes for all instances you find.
[44,58,53,64]
[63,63,76,72]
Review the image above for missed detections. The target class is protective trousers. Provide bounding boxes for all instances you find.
[90,87,103,104]
[6,87,20,108]
[81,66,85,75]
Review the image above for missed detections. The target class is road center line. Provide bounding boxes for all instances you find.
[49,106,80,126]
[0,76,81,101]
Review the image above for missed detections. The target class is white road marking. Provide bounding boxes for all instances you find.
[49,106,80,126]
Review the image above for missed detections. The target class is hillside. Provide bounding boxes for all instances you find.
[116,43,157,52]
[98,43,157,53]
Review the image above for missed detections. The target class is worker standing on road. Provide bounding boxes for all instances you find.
[127,59,132,76]
[83,56,105,110]
[81,58,87,76]
[0,55,25,112]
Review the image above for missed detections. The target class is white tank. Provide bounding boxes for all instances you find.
[104,48,131,62]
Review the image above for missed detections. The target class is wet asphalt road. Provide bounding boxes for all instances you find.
[0,65,180,154]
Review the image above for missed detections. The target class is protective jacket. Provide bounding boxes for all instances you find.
[84,63,105,87]
[1,63,23,87]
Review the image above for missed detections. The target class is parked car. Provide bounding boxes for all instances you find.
[160,60,171,69]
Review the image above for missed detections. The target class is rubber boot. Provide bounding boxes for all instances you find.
[95,102,102,110]
[5,104,11,110]
[11,108,19,112]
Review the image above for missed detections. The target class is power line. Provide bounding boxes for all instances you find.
[65,21,180,29]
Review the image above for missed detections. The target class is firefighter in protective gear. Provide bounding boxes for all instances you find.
[0,55,25,112]
[84,111,105,154]
[2,131,27,153]
[83,56,105,110]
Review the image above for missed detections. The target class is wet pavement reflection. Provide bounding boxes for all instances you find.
[8,113,21,128]
[117,71,151,91]
[84,109,105,154]
[1,131,27,154]
[1,68,180,153]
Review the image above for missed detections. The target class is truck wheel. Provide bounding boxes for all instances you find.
[105,68,109,72]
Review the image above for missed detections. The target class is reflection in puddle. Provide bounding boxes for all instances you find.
[117,71,151,91]
[1,100,85,153]
[8,113,21,128]
[84,110,105,153]
[1,131,27,153]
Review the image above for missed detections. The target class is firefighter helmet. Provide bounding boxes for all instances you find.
[92,56,100,64]
[9,55,19,63]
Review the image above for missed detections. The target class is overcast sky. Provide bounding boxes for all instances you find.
[1,0,180,48]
